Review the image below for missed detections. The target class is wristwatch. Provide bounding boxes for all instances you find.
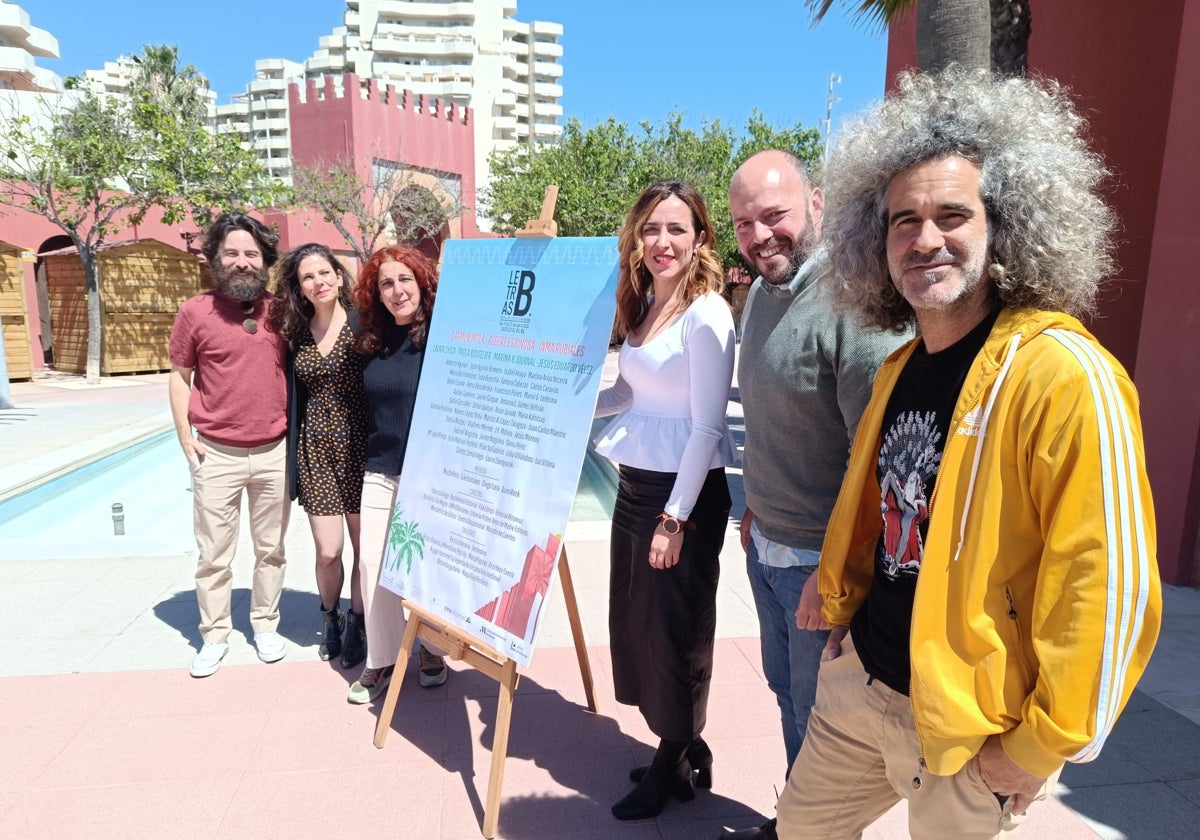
[658,512,685,535]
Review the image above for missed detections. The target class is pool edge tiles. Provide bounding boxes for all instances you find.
[0,429,175,526]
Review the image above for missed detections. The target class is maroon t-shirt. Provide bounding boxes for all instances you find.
[169,290,286,447]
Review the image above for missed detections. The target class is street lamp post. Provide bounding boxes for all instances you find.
[823,72,842,163]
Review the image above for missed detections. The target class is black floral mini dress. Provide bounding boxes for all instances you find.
[295,322,368,515]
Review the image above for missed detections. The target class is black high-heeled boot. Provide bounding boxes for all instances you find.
[612,739,694,821]
[340,610,366,669]
[318,605,344,662]
[629,737,713,789]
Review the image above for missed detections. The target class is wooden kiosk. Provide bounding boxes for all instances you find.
[0,241,34,381]
[43,238,207,375]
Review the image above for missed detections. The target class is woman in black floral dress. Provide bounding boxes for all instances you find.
[270,243,369,667]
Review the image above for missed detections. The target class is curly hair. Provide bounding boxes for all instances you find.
[267,243,354,351]
[353,245,439,354]
[200,212,280,269]
[615,180,725,338]
[823,69,1117,331]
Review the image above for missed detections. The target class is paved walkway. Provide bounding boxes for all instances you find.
[1,371,1199,839]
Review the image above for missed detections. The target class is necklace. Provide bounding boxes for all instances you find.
[241,301,258,334]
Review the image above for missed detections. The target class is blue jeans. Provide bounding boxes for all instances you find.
[746,539,830,774]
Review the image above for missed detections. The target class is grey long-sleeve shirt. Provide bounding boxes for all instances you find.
[738,251,909,552]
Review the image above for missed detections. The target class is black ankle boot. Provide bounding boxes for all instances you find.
[629,737,713,789]
[318,605,344,661]
[612,739,694,821]
[340,610,366,669]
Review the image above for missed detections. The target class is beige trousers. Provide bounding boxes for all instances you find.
[776,635,1061,840]
[192,436,289,644]
[359,472,408,669]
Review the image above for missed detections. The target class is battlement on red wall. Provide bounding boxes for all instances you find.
[288,72,472,128]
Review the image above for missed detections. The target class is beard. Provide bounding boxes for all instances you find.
[214,261,270,302]
[756,210,820,285]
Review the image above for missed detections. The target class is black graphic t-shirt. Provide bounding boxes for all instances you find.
[850,309,999,695]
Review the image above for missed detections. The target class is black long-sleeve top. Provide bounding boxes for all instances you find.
[362,321,425,476]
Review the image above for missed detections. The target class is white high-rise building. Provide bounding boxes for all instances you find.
[0,1,62,146]
[212,59,305,184]
[215,1,564,191]
[317,0,564,190]
[0,0,59,94]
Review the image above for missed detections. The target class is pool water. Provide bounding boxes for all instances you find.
[0,433,617,560]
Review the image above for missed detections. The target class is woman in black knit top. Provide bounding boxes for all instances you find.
[345,245,448,704]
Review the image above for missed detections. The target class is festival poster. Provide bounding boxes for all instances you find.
[379,237,618,666]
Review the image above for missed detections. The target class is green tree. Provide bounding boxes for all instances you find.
[129,44,210,125]
[291,157,465,264]
[806,0,1030,76]
[483,112,821,271]
[0,45,281,382]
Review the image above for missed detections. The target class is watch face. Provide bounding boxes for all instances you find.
[663,517,680,535]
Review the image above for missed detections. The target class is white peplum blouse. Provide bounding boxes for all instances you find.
[593,291,737,520]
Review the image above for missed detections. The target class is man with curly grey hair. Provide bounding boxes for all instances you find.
[775,70,1162,839]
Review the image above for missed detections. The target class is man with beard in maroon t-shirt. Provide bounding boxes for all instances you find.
[169,212,289,678]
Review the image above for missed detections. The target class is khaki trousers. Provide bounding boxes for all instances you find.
[192,436,289,644]
[359,472,408,669]
[776,635,1061,840]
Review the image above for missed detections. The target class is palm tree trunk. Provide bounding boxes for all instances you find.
[917,0,991,72]
[990,0,1031,76]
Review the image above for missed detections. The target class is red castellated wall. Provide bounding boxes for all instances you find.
[287,72,479,238]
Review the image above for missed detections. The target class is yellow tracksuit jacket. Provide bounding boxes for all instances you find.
[819,306,1162,778]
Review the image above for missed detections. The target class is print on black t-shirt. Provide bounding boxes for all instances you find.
[877,411,941,580]
[850,308,999,696]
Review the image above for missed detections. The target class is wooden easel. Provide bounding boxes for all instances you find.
[374,187,599,839]
[513,184,559,238]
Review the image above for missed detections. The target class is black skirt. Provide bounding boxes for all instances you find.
[609,465,731,741]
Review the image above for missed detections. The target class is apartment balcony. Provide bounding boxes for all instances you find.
[248,78,286,96]
[372,33,474,58]
[530,122,562,139]
[533,82,563,99]
[251,117,290,133]
[250,97,287,114]
[306,54,347,74]
[529,21,564,38]
[377,21,475,37]
[253,134,292,152]
[0,47,45,91]
[492,114,518,132]
[532,60,562,78]
[377,2,476,22]
[375,58,474,79]
[0,5,59,58]
[531,41,564,59]
[215,120,251,134]
[531,101,563,118]
[404,78,473,99]
[318,32,351,51]
[493,90,517,108]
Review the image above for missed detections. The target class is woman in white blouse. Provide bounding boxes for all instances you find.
[595,180,737,821]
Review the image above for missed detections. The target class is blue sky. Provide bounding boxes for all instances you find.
[30,0,888,137]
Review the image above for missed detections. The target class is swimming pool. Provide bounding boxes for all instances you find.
[0,431,617,560]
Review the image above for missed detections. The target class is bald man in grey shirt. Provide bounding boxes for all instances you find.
[722,151,908,840]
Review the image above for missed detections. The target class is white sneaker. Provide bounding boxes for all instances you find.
[189,642,229,678]
[254,631,287,663]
